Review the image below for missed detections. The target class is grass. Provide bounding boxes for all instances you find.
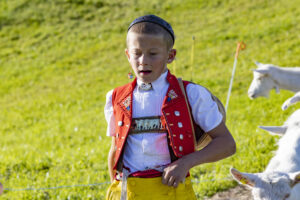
[1,0,300,199]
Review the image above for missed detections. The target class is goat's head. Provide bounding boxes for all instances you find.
[248,62,279,99]
[230,168,300,200]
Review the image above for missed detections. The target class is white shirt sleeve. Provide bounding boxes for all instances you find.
[186,83,223,132]
[104,90,116,137]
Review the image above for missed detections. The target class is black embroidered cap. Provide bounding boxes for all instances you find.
[128,15,175,44]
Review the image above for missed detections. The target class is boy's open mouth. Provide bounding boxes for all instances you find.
[139,70,152,75]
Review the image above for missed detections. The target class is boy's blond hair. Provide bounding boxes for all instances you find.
[127,22,174,50]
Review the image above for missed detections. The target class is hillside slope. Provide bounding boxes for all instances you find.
[1,0,300,199]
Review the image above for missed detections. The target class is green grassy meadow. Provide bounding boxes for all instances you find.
[1,0,300,199]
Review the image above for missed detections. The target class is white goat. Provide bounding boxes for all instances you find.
[282,91,300,110]
[248,62,300,99]
[231,109,300,200]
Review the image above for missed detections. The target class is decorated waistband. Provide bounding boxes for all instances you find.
[129,116,167,134]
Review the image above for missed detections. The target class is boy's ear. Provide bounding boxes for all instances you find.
[167,49,176,64]
[125,49,130,61]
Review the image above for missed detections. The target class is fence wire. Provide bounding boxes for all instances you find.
[2,177,233,193]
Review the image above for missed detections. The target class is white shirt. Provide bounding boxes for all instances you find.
[104,70,222,173]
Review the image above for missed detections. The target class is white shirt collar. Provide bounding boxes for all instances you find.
[137,70,169,92]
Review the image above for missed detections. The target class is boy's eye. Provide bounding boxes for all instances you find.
[132,51,141,56]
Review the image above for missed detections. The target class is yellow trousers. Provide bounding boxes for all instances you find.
[106,176,197,200]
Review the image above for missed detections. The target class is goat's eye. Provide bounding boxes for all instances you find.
[283,193,290,200]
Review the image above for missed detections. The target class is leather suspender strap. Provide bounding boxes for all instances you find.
[177,78,212,150]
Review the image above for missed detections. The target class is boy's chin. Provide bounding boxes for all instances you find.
[136,74,151,83]
[138,79,151,83]
[137,77,155,83]
[137,71,164,83]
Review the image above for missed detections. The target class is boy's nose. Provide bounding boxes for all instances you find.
[138,55,149,66]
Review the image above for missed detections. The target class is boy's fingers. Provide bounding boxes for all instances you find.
[167,176,175,186]
[163,167,171,176]
[162,169,175,185]
[162,165,182,186]
[173,181,179,188]
[162,174,181,187]
[162,171,169,184]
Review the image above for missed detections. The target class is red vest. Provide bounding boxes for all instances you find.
[111,71,197,170]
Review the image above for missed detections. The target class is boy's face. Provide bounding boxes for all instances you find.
[126,32,176,83]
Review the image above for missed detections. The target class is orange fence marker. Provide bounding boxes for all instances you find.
[225,42,246,112]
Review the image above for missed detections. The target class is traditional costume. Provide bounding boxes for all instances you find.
[104,70,222,200]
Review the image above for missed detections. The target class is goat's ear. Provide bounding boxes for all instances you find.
[259,125,287,135]
[289,171,300,187]
[253,68,269,74]
[251,68,258,72]
[230,168,256,188]
[255,61,262,66]
[283,93,300,110]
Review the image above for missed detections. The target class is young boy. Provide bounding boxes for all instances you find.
[105,15,236,200]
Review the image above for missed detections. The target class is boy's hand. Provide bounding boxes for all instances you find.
[161,157,190,188]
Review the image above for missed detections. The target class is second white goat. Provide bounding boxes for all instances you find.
[231,110,300,200]
[248,62,300,99]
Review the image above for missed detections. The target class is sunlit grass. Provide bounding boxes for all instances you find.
[1,0,300,199]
